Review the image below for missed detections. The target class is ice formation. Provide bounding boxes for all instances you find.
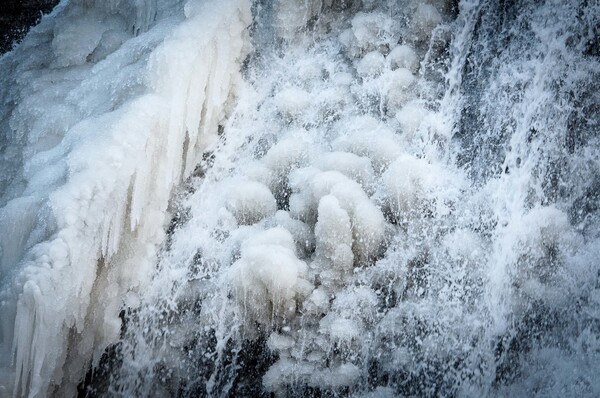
[1,0,599,397]
[0,0,251,395]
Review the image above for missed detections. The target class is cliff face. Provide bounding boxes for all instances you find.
[0,0,59,53]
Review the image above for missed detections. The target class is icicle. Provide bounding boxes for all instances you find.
[0,0,252,396]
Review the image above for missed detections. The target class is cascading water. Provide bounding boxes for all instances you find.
[0,0,598,397]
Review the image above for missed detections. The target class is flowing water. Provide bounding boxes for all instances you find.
[0,0,599,397]
[97,0,600,396]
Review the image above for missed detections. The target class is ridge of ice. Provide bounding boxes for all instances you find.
[0,0,251,395]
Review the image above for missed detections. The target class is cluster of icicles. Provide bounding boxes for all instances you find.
[0,0,251,396]
[3,0,598,396]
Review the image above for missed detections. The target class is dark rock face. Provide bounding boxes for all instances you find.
[0,0,59,53]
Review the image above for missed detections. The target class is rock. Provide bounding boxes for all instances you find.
[0,0,59,53]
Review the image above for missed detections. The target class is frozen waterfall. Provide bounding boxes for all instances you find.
[0,0,599,397]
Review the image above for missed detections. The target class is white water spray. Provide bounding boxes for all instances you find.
[0,0,599,397]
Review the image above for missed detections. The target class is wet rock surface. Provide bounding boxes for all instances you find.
[0,0,59,53]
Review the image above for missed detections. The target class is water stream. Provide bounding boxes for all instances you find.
[98,0,600,396]
[0,0,598,397]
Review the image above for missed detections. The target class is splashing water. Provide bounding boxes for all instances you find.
[0,0,599,397]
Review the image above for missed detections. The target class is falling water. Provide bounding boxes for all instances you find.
[0,0,599,397]
[85,0,600,396]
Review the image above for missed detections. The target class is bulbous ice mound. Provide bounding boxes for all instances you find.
[229,227,313,328]
[2,0,600,397]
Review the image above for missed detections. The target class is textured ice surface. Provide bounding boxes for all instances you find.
[1,0,600,397]
[0,0,251,395]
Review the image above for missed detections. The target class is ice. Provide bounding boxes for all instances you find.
[262,358,309,393]
[51,11,107,68]
[270,210,315,258]
[303,287,330,315]
[228,227,312,326]
[312,363,361,388]
[355,387,397,398]
[321,315,361,342]
[355,51,386,77]
[273,0,322,41]
[376,154,459,223]
[316,85,351,120]
[499,206,580,306]
[0,0,456,394]
[349,12,396,55]
[410,3,443,44]
[315,151,375,193]
[0,0,252,395]
[224,179,277,225]
[2,0,599,396]
[267,332,295,352]
[387,44,419,73]
[314,195,354,275]
[274,87,312,119]
[380,68,416,111]
[287,166,321,223]
[332,117,404,174]
[395,100,429,140]
[263,133,312,184]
